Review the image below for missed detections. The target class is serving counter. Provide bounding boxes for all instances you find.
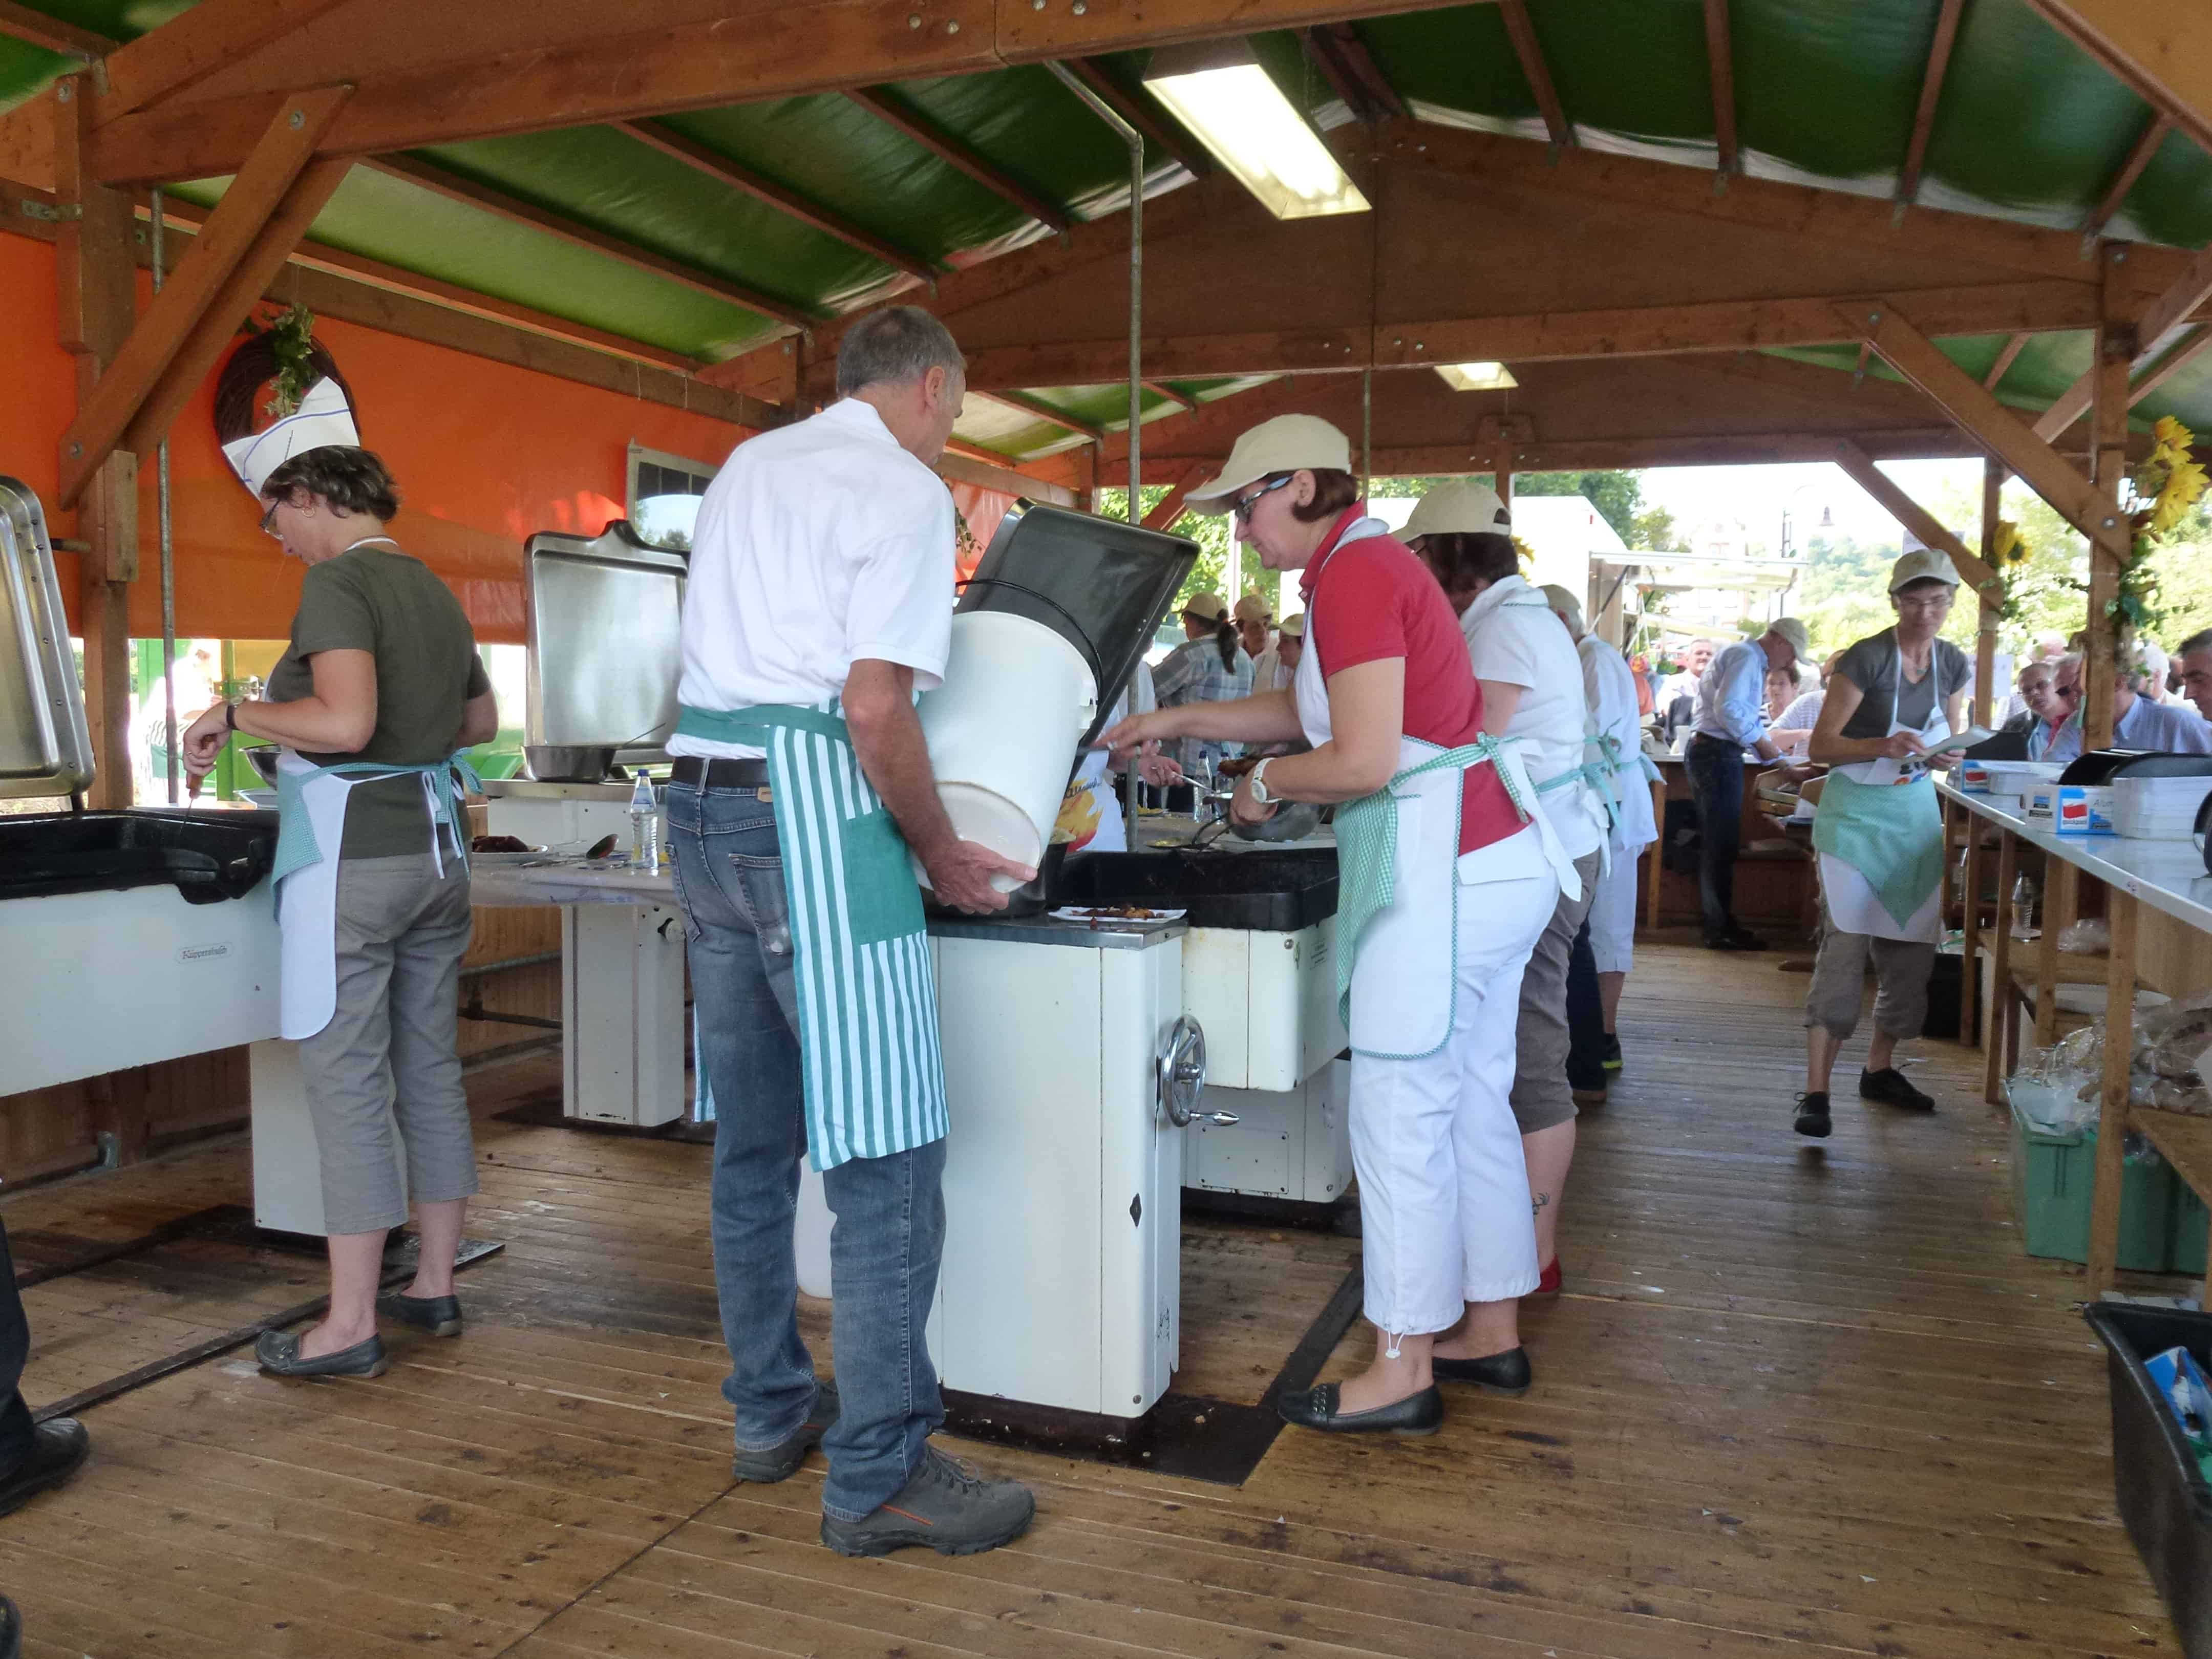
[1938,780,2212,1294]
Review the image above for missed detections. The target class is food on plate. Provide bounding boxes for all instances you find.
[472,834,531,853]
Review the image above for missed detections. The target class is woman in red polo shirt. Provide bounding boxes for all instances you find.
[1102,417,1575,1435]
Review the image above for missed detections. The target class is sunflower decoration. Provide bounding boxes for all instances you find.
[2104,416,2204,636]
[1990,519,2025,565]
[1513,535,1537,574]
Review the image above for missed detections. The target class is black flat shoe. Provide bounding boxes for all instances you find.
[0,1592,18,1659]
[1859,1067,1934,1112]
[1794,1091,1832,1138]
[1276,1381,1443,1436]
[378,1291,462,1337]
[1600,1033,1624,1073]
[1432,1346,1533,1395]
[0,1418,89,1518]
[257,1328,387,1378]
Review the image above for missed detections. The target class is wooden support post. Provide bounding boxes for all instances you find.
[1495,461,1514,520]
[1983,827,2018,1104]
[1960,807,1983,1045]
[1141,461,1205,532]
[2085,243,2136,750]
[2085,885,2138,1298]
[1071,443,1097,515]
[52,74,137,811]
[2035,860,2077,1048]
[1975,457,2004,730]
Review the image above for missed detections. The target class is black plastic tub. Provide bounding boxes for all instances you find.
[1053,847,1338,931]
[0,809,279,905]
[2085,1302,2212,1657]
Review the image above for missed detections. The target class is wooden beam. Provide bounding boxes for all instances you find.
[1381,120,2162,289]
[1062,58,1213,178]
[2083,243,2136,748]
[1303,25,1408,122]
[613,119,938,286]
[1894,0,1966,211]
[1703,0,1738,179]
[1144,379,1199,412]
[1497,0,1571,149]
[2079,113,2171,250]
[847,88,1071,235]
[0,0,110,58]
[938,447,1074,504]
[1975,456,2004,729]
[1142,461,1207,530]
[144,194,706,374]
[367,156,817,331]
[1983,331,2029,391]
[1839,296,2130,558]
[2128,323,2212,406]
[2023,0,2212,153]
[1136,428,1989,479]
[52,72,135,811]
[1829,437,2002,603]
[101,0,355,119]
[2034,239,2212,439]
[56,86,352,505]
[120,157,355,464]
[988,389,1108,443]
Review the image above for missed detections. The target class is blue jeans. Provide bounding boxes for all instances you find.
[1685,734,1745,940]
[666,774,947,1523]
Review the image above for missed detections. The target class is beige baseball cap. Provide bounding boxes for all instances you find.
[1889,547,1961,592]
[1538,583,1585,636]
[1232,592,1271,624]
[1766,616,1812,664]
[1401,478,1512,542]
[1279,613,1304,640]
[1181,590,1230,623]
[1184,415,1353,513]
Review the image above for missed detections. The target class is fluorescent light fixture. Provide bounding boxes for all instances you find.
[1143,42,1369,221]
[1434,361,1519,392]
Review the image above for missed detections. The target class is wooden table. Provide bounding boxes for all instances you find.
[1649,753,1814,933]
[1939,781,2212,1295]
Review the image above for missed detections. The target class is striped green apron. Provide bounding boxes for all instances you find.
[675,700,949,1172]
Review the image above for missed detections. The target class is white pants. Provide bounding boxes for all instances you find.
[1587,839,1651,975]
[1350,849,1555,1337]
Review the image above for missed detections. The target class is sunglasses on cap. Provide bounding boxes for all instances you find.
[1230,475,1293,525]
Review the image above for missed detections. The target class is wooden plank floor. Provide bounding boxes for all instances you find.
[0,941,2184,1657]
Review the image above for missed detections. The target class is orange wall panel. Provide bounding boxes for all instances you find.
[2,232,753,645]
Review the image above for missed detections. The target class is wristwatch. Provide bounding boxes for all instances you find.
[1248,758,1275,806]
[223,698,240,732]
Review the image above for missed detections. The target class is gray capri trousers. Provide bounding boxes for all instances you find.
[1803,907,1936,1041]
[1510,848,1606,1134]
[297,852,479,1234]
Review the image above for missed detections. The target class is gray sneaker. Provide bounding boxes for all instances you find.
[732,1380,839,1484]
[819,1445,1036,1557]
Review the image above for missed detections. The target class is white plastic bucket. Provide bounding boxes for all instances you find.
[915,610,1097,891]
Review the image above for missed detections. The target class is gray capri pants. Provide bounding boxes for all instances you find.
[1510,848,1605,1134]
[297,853,479,1234]
[1803,909,1936,1041]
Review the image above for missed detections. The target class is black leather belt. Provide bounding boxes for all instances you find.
[669,756,770,788]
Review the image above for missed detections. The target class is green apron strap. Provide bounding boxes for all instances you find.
[678,701,851,747]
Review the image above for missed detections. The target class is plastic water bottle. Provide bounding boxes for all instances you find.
[2012,873,2036,938]
[628,769,659,869]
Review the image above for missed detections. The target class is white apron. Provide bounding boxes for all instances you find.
[1294,523,1576,1059]
[1813,635,1949,944]
[272,752,470,1039]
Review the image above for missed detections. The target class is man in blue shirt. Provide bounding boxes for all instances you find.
[2042,650,2212,763]
[1686,619,1811,950]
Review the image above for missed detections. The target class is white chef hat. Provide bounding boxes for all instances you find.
[220,376,359,496]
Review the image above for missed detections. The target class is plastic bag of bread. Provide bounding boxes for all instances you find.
[2131,993,2212,1117]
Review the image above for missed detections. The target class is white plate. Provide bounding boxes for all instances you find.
[1049,905,1187,924]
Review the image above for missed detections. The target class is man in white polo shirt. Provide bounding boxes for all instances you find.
[666,306,1034,1559]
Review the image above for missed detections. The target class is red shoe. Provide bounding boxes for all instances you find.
[1529,1258,1562,1300]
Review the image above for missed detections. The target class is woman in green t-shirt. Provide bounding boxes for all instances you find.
[183,446,498,1379]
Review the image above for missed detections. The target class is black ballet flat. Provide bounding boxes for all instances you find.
[1275,1381,1443,1436]
[1432,1346,1533,1395]
[256,1328,388,1378]
[378,1291,463,1337]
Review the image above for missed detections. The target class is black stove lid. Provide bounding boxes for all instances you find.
[0,810,280,905]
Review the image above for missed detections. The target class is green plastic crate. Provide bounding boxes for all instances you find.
[2009,1096,2181,1273]
[2173,1181,2211,1279]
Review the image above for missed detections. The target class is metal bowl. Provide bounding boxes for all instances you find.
[525,744,618,782]
[1231,800,1324,843]
[243,746,280,785]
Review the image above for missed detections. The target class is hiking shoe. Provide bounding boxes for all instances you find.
[1600,1033,1624,1073]
[733,1380,839,1484]
[1793,1092,1832,1139]
[1704,926,1767,951]
[820,1446,1035,1558]
[1860,1067,1934,1112]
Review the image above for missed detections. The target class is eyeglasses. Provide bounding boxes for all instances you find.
[1893,593,1954,613]
[2054,683,2083,700]
[259,499,281,539]
[1230,475,1293,525]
